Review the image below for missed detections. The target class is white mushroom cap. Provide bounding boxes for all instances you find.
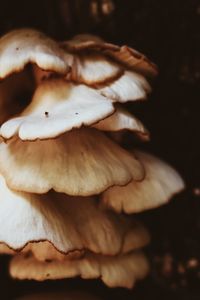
[101,150,185,213]
[67,54,122,86]
[9,251,149,288]
[0,174,149,257]
[32,51,121,87]
[0,29,70,79]
[0,243,84,261]
[99,71,151,103]
[0,128,144,195]
[61,36,122,86]
[0,79,115,140]
[61,34,155,103]
[104,45,158,78]
[93,106,150,141]
[63,34,158,77]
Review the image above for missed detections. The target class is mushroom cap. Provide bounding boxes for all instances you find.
[61,36,123,86]
[0,128,144,196]
[63,34,105,50]
[0,243,84,261]
[0,69,33,124]
[63,34,158,77]
[101,150,185,213]
[93,106,150,141]
[67,53,122,86]
[0,79,114,140]
[99,71,151,103]
[16,291,101,300]
[61,34,156,103]
[0,174,149,257]
[0,29,70,79]
[105,45,158,78]
[9,251,149,288]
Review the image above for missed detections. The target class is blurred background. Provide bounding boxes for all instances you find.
[0,0,200,299]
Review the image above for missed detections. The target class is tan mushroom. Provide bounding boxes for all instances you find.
[0,174,149,258]
[0,242,84,261]
[0,28,70,79]
[9,251,149,289]
[0,79,114,140]
[66,53,122,86]
[60,34,155,103]
[63,34,158,77]
[101,150,185,213]
[0,29,183,290]
[93,106,150,141]
[99,71,151,103]
[0,128,144,195]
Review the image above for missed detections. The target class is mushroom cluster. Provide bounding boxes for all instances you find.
[0,29,184,289]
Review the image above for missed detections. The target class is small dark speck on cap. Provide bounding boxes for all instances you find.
[45,111,49,117]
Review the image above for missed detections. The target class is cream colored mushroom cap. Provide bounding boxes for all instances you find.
[0,79,114,140]
[93,106,150,141]
[0,29,70,79]
[0,242,84,261]
[0,174,149,257]
[101,150,185,213]
[62,42,152,101]
[10,251,149,289]
[0,128,144,196]
[99,71,151,103]
[67,53,122,86]
[61,34,155,102]
[61,35,122,86]
[63,34,158,77]
[0,220,149,261]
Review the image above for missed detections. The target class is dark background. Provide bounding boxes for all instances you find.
[0,0,200,299]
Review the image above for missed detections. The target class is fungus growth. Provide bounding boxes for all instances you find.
[0,29,184,289]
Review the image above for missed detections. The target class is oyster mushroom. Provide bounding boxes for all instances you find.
[0,29,184,290]
[93,106,150,141]
[63,34,158,77]
[67,53,122,86]
[0,128,144,195]
[0,243,84,261]
[0,28,74,126]
[0,79,114,140]
[0,173,149,258]
[0,28,70,79]
[99,71,151,103]
[101,150,185,213]
[10,251,149,289]
[61,34,154,102]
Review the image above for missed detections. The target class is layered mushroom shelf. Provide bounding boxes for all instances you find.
[0,29,184,289]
